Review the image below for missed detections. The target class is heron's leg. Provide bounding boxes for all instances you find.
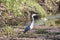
[25,31,30,34]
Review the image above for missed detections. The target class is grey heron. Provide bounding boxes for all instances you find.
[23,14,36,33]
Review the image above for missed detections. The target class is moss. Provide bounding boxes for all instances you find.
[18,34,37,38]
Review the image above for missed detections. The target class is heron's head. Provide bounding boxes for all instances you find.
[32,14,36,17]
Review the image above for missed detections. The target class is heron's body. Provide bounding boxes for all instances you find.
[30,21,34,29]
[23,14,36,33]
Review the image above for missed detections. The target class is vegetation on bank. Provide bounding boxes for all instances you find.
[0,0,60,26]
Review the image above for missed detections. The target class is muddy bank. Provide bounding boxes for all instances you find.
[0,26,60,40]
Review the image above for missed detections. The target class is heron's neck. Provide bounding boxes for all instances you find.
[32,16,34,23]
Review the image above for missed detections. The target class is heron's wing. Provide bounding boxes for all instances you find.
[24,23,31,33]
